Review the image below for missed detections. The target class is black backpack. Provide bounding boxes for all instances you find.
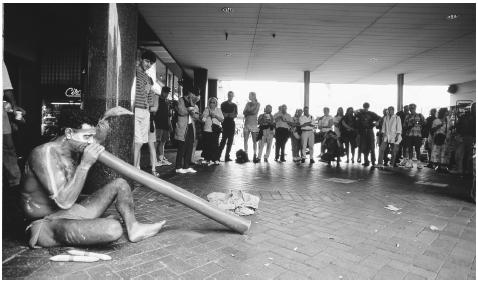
[235,149,249,164]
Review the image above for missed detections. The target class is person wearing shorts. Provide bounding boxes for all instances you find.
[134,49,156,170]
[242,92,260,162]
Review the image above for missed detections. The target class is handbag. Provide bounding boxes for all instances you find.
[208,109,222,134]
[212,123,222,134]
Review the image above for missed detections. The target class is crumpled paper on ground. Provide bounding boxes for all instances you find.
[207,190,260,216]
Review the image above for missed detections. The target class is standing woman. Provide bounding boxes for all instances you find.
[340,107,357,163]
[291,108,303,163]
[202,97,224,165]
[430,107,452,173]
[243,92,260,162]
[174,90,199,174]
[334,107,344,159]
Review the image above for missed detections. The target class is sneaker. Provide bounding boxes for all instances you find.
[185,168,197,173]
[225,157,233,162]
[162,159,172,165]
[253,157,260,163]
[152,170,160,177]
[175,168,187,174]
[213,161,220,165]
[310,159,315,164]
[405,160,413,168]
[280,158,286,162]
[207,161,214,166]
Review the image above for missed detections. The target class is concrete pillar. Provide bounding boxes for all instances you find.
[397,73,404,110]
[83,3,138,193]
[304,71,310,107]
[208,79,218,100]
[194,68,207,111]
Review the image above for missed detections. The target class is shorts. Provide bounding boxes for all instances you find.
[26,204,89,248]
[134,108,150,144]
[156,128,170,143]
[406,135,422,148]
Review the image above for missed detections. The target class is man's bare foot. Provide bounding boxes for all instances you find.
[128,220,166,243]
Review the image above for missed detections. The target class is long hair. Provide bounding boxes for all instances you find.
[437,107,448,119]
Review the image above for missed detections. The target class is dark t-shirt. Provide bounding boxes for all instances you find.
[221,101,237,127]
[356,110,380,130]
[154,96,170,130]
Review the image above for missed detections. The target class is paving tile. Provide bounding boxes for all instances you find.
[158,255,194,275]
[413,254,445,273]
[373,265,407,279]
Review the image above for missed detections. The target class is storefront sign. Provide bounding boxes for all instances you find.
[65,87,82,98]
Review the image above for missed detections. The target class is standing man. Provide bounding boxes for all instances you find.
[396,104,410,166]
[256,105,275,163]
[355,102,380,167]
[154,86,172,166]
[299,106,316,164]
[274,104,293,162]
[133,49,156,170]
[243,92,260,162]
[376,106,402,169]
[403,103,425,168]
[218,91,238,162]
[317,107,334,156]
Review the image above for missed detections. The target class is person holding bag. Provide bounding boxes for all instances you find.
[202,97,224,165]
[430,107,451,173]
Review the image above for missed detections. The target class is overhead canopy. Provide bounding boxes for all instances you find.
[138,3,475,85]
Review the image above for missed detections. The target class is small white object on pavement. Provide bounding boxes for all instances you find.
[67,249,112,261]
[50,255,99,263]
[429,225,440,231]
[384,205,401,212]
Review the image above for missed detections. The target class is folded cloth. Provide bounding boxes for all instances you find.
[207,190,260,216]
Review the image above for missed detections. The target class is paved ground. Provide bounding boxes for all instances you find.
[2,143,476,280]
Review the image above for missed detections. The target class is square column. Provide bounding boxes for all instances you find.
[304,71,310,108]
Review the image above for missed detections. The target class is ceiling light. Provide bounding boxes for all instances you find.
[446,14,459,20]
[225,52,232,57]
[221,7,234,14]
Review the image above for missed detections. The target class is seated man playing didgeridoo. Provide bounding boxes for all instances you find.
[21,108,165,248]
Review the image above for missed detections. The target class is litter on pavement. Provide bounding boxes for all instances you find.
[207,190,260,216]
[384,205,401,212]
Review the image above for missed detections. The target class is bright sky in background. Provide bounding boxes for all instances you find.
[217,80,449,118]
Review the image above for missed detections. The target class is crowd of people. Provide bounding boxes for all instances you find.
[135,54,475,177]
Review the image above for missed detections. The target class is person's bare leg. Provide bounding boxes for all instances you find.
[252,132,258,157]
[243,131,249,154]
[79,178,165,242]
[33,218,123,247]
[148,140,157,168]
[134,143,142,168]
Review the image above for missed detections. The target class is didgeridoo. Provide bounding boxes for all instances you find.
[98,151,251,234]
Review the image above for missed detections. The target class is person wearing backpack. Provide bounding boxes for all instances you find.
[403,103,425,169]
[430,107,452,173]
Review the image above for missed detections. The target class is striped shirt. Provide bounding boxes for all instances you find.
[135,66,153,109]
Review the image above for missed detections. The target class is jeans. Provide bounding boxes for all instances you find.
[275,127,289,160]
[3,134,21,187]
[175,124,194,169]
[219,123,235,160]
[258,129,274,159]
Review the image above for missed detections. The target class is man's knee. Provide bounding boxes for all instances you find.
[111,178,130,191]
[104,220,123,241]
